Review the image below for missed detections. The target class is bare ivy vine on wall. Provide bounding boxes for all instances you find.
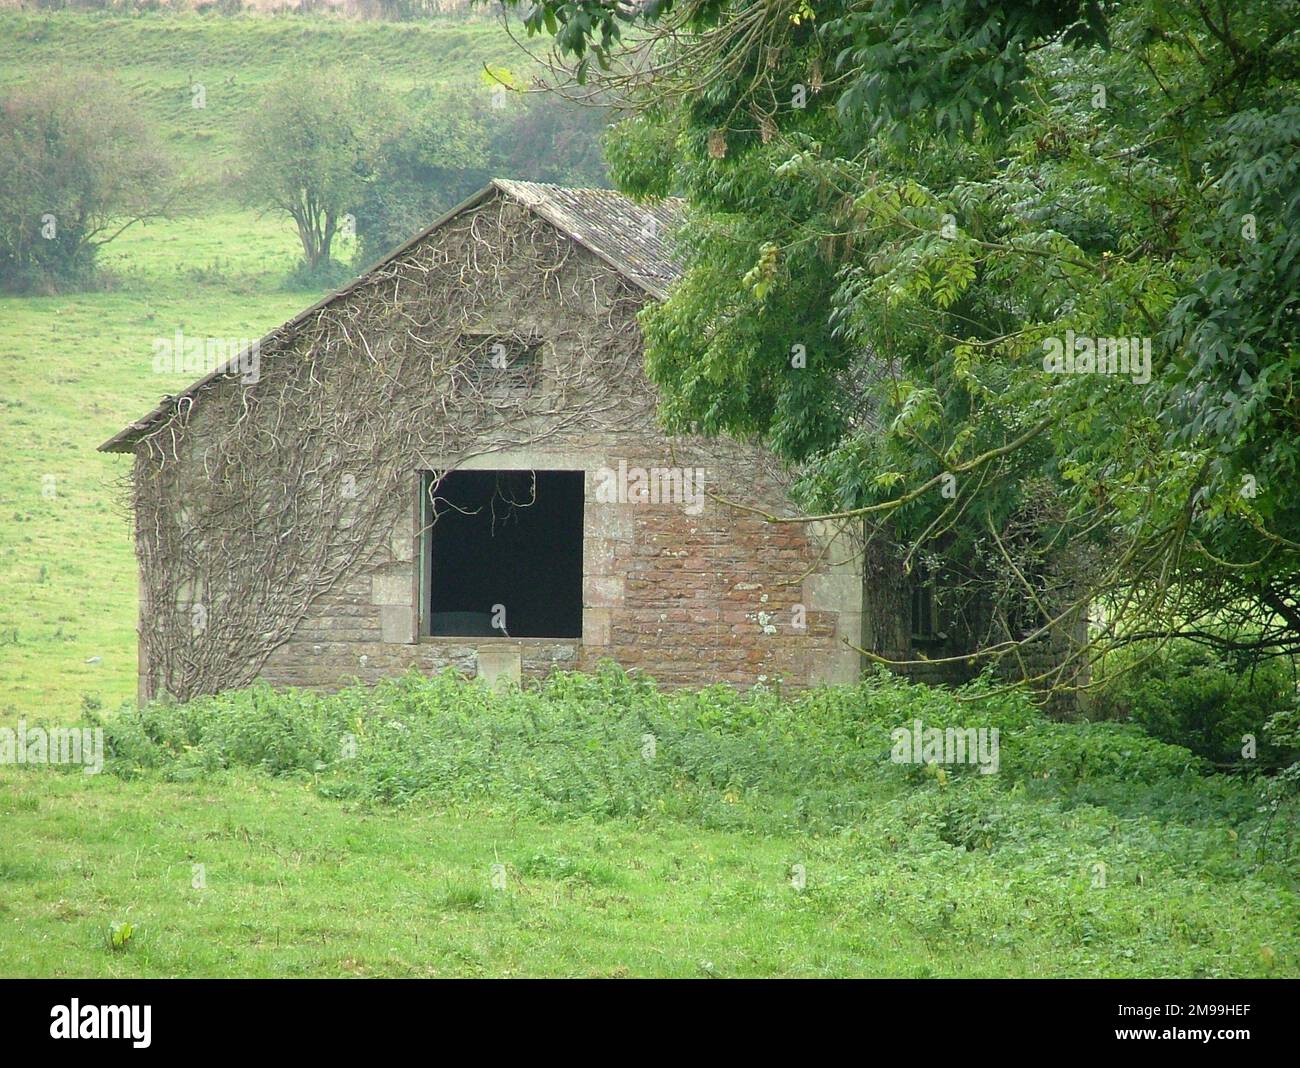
[131,197,657,700]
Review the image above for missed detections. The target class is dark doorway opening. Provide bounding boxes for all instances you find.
[425,469,583,638]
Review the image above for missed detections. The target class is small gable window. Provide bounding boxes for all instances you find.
[457,333,541,392]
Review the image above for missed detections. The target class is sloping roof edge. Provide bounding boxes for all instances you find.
[98,179,680,453]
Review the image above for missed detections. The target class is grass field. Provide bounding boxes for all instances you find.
[0,766,1282,979]
[2,667,1296,979]
[1,11,1297,981]
[0,10,528,207]
[0,768,1042,979]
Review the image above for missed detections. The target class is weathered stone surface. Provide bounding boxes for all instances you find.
[380,605,416,645]
[804,572,863,614]
[390,523,415,563]
[583,607,612,647]
[477,644,522,690]
[371,573,412,608]
[582,574,626,608]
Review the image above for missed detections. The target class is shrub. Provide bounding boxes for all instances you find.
[88,663,1292,851]
[0,72,174,291]
[1093,639,1299,771]
[281,257,355,292]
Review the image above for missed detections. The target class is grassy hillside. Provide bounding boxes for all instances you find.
[0,11,542,718]
[0,11,532,205]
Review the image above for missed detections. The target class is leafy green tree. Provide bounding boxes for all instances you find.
[353,89,491,266]
[487,90,609,191]
[354,83,610,265]
[1095,638,1299,769]
[499,0,1300,681]
[0,72,175,292]
[241,73,388,274]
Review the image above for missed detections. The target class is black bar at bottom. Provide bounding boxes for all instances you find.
[0,977,1292,1054]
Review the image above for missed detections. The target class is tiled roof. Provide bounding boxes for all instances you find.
[493,179,683,298]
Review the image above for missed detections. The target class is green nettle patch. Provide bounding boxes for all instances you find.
[86,665,1296,845]
[0,666,1272,977]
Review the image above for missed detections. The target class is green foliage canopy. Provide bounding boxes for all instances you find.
[500,0,1300,666]
[353,85,609,265]
[240,73,388,273]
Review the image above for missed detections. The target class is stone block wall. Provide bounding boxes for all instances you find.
[133,190,867,700]
[258,441,865,693]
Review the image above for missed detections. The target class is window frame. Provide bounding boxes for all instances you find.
[910,575,939,643]
[458,331,542,393]
[417,468,585,640]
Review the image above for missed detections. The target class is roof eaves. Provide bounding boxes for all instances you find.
[99,180,675,454]
[97,185,501,454]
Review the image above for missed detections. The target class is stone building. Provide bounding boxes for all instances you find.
[101,179,1083,705]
